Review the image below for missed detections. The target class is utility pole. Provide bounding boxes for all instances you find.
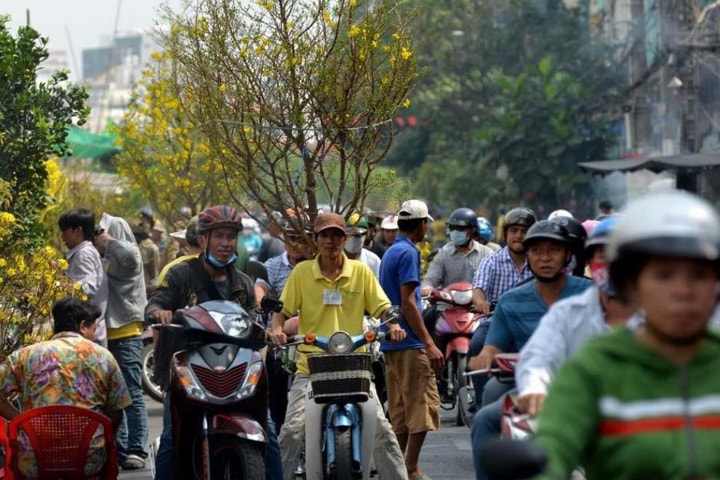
[629,0,652,154]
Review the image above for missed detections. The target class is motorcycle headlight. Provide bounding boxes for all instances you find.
[328,331,353,353]
[174,364,207,401]
[450,289,473,306]
[236,361,263,400]
[221,314,252,338]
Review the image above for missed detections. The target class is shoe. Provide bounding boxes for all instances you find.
[121,453,146,470]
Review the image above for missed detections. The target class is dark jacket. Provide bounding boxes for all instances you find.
[145,256,256,390]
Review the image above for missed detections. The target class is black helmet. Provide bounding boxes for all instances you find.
[503,207,537,231]
[550,216,587,246]
[448,208,478,230]
[522,220,571,249]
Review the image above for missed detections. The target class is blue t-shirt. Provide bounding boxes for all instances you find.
[486,275,592,352]
[378,235,424,350]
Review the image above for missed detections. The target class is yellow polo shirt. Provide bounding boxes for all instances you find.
[280,255,390,375]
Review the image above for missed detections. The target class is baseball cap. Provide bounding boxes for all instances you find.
[397,200,434,222]
[380,215,399,230]
[313,213,347,234]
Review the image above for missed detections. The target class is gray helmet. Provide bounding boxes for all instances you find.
[605,191,720,263]
[504,207,537,231]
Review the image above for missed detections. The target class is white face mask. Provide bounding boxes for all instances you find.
[449,229,469,247]
[344,235,364,254]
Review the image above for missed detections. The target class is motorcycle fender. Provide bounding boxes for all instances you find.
[446,337,471,356]
[211,413,266,443]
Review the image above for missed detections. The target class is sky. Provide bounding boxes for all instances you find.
[6,0,183,81]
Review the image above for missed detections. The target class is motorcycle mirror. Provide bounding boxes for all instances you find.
[381,305,401,325]
[261,297,284,314]
[479,439,547,480]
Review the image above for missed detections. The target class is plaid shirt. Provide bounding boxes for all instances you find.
[256,252,294,297]
[472,246,533,303]
[422,240,493,288]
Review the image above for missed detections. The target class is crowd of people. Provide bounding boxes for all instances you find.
[2,190,720,480]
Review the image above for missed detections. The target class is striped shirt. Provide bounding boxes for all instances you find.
[422,240,493,288]
[471,246,533,303]
[255,252,293,297]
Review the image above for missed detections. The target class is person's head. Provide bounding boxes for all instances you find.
[550,215,588,273]
[477,217,493,244]
[607,191,720,345]
[52,297,101,339]
[397,200,433,242]
[447,208,478,248]
[599,200,613,214]
[547,209,573,220]
[380,214,399,245]
[197,205,243,269]
[503,207,537,254]
[151,222,165,243]
[313,213,347,260]
[345,215,369,257]
[522,220,572,283]
[584,216,620,297]
[139,207,155,231]
[58,208,96,249]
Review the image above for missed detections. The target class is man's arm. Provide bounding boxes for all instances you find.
[69,249,103,297]
[420,249,446,294]
[468,301,511,371]
[145,266,184,325]
[472,256,494,314]
[399,283,444,372]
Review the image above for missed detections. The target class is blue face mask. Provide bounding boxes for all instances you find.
[204,251,238,269]
[449,229,469,247]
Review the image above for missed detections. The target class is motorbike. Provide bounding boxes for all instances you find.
[425,281,481,426]
[141,326,163,402]
[153,297,281,480]
[287,306,401,480]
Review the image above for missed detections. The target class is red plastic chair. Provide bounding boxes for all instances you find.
[7,405,118,480]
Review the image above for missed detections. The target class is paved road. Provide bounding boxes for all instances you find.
[119,396,475,480]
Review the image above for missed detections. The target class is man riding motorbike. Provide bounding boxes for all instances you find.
[533,191,720,480]
[467,220,591,480]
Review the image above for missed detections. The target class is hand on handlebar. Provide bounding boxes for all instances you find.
[268,328,287,346]
[474,301,491,317]
[152,309,174,326]
[468,351,494,375]
[517,393,546,418]
[386,325,407,342]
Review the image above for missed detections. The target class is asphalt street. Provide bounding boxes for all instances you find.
[119,396,475,480]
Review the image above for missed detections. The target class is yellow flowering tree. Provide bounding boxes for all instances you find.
[112,51,240,229]
[0,175,85,361]
[156,0,419,231]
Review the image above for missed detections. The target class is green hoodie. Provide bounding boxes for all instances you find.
[534,327,720,480]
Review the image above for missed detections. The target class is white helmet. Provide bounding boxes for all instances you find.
[548,209,573,220]
[605,191,720,263]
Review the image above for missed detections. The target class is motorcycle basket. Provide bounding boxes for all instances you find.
[308,353,372,404]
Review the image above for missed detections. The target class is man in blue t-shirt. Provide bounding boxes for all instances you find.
[379,199,442,480]
[468,220,592,480]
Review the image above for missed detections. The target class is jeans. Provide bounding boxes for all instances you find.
[154,392,283,480]
[108,336,148,461]
[468,322,490,402]
[470,385,516,480]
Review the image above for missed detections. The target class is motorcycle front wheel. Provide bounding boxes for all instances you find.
[329,427,353,480]
[141,343,164,402]
[195,435,265,480]
[455,354,469,426]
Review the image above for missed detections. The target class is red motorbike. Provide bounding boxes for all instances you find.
[426,281,481,426]
[155,298,279,480]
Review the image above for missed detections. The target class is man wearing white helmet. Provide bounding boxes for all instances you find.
[371,214,399,259]
[532,190,720,480]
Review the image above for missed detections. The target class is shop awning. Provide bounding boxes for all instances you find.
[579,152,720,175]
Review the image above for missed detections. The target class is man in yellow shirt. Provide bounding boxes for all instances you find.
[270,212,409,480]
